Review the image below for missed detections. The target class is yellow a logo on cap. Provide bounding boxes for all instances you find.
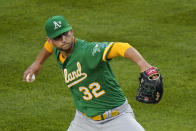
[53,21,61,30]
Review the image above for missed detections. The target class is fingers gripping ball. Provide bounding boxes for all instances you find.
[26,73,35,82]
[136,67,163,104]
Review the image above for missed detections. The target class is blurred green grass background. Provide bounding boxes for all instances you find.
[0,0,195,130]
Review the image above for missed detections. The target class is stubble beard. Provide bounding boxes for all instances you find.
[58,38,74,54]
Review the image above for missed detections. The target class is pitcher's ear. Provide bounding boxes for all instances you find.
[46,37,53,44]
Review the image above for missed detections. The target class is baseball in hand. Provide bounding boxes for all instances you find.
[26,73,35,82]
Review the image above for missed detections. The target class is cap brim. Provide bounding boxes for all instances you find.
[49,26,72,39]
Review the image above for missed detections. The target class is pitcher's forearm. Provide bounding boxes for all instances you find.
[124,47,151,72]
[34,47,52,65]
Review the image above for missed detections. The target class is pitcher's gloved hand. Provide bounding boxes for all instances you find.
[136,67,163,104]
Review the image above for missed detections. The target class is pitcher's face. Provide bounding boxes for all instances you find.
[49,30,74,53]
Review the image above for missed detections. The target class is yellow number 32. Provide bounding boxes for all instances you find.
[79,82,106,101]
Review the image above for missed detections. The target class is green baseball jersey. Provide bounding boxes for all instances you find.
[53,39,126,117]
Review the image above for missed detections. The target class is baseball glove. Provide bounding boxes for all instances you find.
[136,67,163,104]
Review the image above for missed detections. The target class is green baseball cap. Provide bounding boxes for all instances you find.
[45,16,72,39]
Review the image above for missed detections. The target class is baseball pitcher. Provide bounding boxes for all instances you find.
[23,16,163,131]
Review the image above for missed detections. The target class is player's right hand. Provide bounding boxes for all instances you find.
[23,62,42,82]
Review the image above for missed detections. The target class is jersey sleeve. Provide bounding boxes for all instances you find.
[102,42,114,61]
[106,42,132,59]
[44,41,54,53]
[83,42,114,67]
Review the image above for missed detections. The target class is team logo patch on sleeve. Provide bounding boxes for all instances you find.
[92,42,108,56]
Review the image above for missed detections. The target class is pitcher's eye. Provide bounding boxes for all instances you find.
[53,31,69,41]
[53,35,62,41]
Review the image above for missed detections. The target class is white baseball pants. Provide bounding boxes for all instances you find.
[67,101,145,131]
